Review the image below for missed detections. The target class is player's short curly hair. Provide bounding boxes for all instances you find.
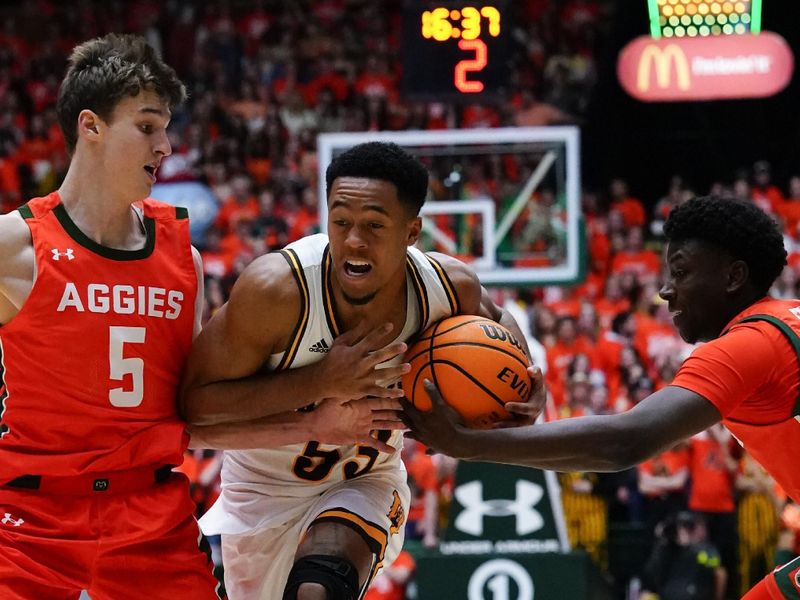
[325,142,429,216]
[663,195,787,295]
[57,33,186,154]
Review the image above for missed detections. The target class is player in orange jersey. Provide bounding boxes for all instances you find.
[0,33,227,600]
[405,195,800,599]
[0,34,392,600]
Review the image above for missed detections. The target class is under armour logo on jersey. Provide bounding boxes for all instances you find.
[454,480,544,536]
[309,339,330,353]
[51,248,75,261]
[1,513,24,527]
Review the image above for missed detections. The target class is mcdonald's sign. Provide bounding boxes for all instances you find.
[618,32,793,102]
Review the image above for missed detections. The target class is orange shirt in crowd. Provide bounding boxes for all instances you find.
[588,232,612,277]
[610,196,646,227]
[687,431,736,513]
[594,297,631,330]
[546,297,581,319]
[752,184,785,214]
[214,196,260,233]
[638,445,690,497]
[574,270,606,301]
[610,250,661,280]
[546,336,595,408]
[592,330,625,400]
[405,444,439,524]
[633,315,677,369]
[778,199,800,235]
[364,550,415,600]
[200,248,237,279]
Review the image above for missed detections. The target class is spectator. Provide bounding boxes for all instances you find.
[643,512,726,600]
[609,178,646,228]
[688,426,740,599]
[735,452,780,596]
[364,550,415,600]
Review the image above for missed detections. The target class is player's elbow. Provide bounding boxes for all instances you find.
[595,415,657,472]
[600,420,661,471]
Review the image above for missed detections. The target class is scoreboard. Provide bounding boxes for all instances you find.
[402,0,511,100]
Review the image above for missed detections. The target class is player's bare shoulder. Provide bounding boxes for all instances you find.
[224,250,304,349]
[427,251,482,312]
[0,211,34,320]
[0,210,33,267]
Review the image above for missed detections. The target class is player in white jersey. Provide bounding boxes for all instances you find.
[180,142,544,600]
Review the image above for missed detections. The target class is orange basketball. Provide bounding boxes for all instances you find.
[402,315,532,429]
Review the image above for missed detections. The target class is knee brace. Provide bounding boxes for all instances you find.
[282,554,360,600]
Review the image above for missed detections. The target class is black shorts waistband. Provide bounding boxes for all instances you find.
[2,464,174,495]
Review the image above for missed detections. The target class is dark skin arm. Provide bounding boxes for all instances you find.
[428,252,546,424]
[403,383,721,471]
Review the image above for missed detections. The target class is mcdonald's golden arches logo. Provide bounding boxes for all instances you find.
[637,44,691,92]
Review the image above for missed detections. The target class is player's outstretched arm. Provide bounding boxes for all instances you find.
[403,382,721,472]
[429,252,545,423]
[180,253,407,426]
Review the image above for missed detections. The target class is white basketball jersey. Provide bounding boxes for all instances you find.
[204,234,459,535]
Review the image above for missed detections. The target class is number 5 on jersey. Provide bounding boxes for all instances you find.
[109,326,145,407]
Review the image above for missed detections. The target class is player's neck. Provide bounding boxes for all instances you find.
[335,274,408,335]
[57,161,147,251]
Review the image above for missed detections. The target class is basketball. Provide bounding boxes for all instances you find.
[402,315,532,429]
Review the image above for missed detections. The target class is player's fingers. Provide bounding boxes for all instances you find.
[369,343,408,367]
[351,396,402,409]
[358,322,394,349]
[423,379,447,413]
[504,401,537,415]
[365,385,406,399]
[370,409,404,421]
[333,320,369,345]
[504,401,539,425]
[399,399,420,427]
[529,366,545,391]
[373,363,411,383]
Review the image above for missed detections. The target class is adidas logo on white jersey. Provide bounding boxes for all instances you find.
[309,339,330,353]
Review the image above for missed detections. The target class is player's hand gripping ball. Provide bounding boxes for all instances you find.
[401,315,532,429]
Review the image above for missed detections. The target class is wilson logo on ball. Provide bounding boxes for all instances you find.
[402,315,534,429]
[478,323,524,352]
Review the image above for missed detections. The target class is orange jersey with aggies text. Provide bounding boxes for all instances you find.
[0,192,196,480]
[672,298,800,503]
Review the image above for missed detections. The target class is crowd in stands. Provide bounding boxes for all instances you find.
[3,1,800,599]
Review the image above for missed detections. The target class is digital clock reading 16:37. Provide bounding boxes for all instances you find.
[402,2,509,99]
[421,6,501,41]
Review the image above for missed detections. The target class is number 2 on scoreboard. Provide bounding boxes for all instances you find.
[455,39,488,93]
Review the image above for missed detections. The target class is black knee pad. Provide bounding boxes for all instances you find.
[282,554,360,600]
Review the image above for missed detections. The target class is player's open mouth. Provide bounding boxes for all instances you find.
[344,260,372,278]
[144,164,157,182]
